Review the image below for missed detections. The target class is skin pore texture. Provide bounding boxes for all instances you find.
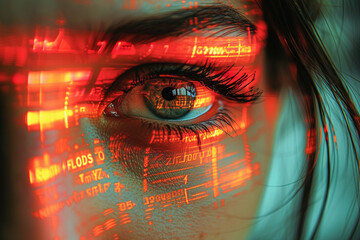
[1,0,286,239]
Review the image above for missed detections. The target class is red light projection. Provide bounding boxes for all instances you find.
[193,95,215,109]
[74,168,110,184]
[149,128,224,144]
[102,36,259,65]
[32,29,66,52]
[111,41,136,58]
[90,218,117,238]
[143,189,185,206]
[26,70,91,131]
[23,69,260,238]
[0,4,268,236]
[33,202,66,220]
[29,153,62,185]
[66,153,94,172]
[190,36,254,59]
[26,109,74,130]
[27,70,91,85]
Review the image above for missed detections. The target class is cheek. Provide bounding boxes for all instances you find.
[27,97,278,240]
[65,103,271,238]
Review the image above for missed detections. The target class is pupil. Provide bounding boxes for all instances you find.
[162,87,176,101]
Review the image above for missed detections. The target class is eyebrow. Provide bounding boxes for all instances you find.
[101,5,256,52]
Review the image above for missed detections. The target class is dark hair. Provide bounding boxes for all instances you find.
[258,0,360,238]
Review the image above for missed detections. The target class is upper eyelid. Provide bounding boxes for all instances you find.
[101,62,214,99]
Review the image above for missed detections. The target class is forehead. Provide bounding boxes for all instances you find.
[0,0,261,29]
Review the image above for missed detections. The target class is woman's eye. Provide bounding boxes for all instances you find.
[103,77,215,122]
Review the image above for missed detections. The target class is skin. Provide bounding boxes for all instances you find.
[1,0,284,239]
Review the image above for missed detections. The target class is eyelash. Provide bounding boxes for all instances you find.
[102,62,261,146]
[144,105,235,146]
[129,62,261,103]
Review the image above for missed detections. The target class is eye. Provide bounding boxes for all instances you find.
[104,77,216,122]
[99,62,261,145]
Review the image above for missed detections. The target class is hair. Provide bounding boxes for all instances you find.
[253,0,360,238]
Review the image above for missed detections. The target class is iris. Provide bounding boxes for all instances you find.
[143,79,196,119]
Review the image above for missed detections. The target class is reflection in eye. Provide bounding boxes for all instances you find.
[143,79,197,120]
[106,77,215,121]
[102,62,261,144]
